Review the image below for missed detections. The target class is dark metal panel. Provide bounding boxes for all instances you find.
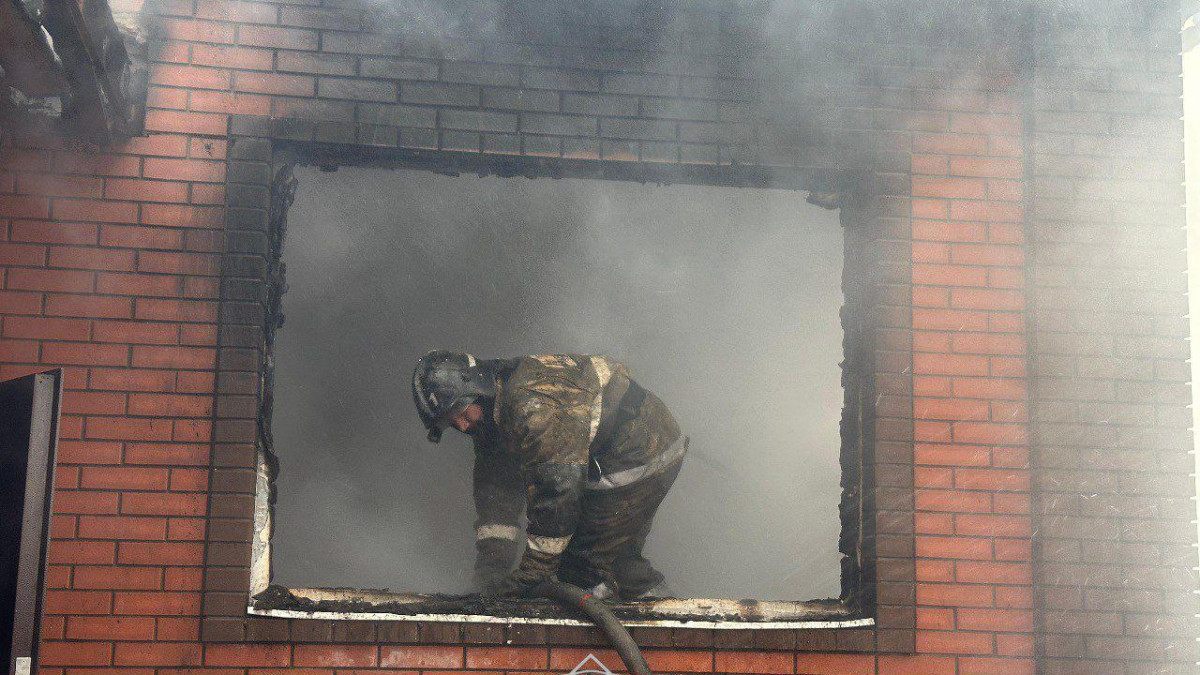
[1,371,63,675]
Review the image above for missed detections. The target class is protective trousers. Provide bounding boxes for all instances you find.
[557,459,683,600]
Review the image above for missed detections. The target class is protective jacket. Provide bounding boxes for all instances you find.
[470,354,684,595]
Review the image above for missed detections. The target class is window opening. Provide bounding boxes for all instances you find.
[250,162,867,625]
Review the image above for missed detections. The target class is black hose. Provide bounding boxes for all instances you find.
[534,581,652,675]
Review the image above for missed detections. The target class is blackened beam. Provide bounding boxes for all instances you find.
[0,0,68,97]
[40,0,140,144]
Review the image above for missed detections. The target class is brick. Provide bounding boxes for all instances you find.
[156,615,201,639]
[129,393,213,417]
[958,608,1034,632]
[956,514,1031,538]
[62,389,127,415]
[141,158,224,184]
[467,647,546,670]
[915,442,991,464]
[644,650,715,673]
[89,368,176,392]
[796,653,874,675]
[914,308,989,332]
[318,78,396,102]
[11,220,97,245]
[951,288,1024,311]
[67,616,156,641]
[238,24,317,50]
[482,87,560,112]
[956,468,1030,491]
[913,176,987,199]
[3,316,90,341]
[0,195,50,221]
[48,541,116,565]
[600,118,677,140]
[191,44,273,71]
[113,590,201,618]
[917,631,995,655]
[878,655,956,675]
[914,220,988,243]
[189,88,267,119]
[114,642,202,666]
[958,657,1034,675]
[136,299,218,323]
[81,466,170,491]
[150,64,230,91]
[522,113,597,136]
[138,251,219,275]
[18,173,104,198]
[9,267,94,293]
[46,294,133,319]
[917,489,992,513]
[603,72,678,96]
[93,320,179,345]
[144,109,229,136]
[43,588,112,615]
[132,346,217,369]
[85,417,172,441]
[173,418,213,442]
[100,223,184,249]
[48,245,136,271]
[400,82,480,106]
[441,108,516,132]
[918,608,956,630]
[43,342,129,366]
[379,646,463,669]
[523,68,599,91]
[195,0,276,22]
[952,156,1023,178]
[141,204,224,228]
[205,644,292,667]
[127,443,211,468]
[55,490,120,514]
[952,200,1024,223]
[914,353,989,376]
[40,641,113,666]
[149,84,187,110]
[176,371,215,394]
[918,583,994,608]
[295,645,378,667]
[0,339,37,363]
[714,651,792,674]
[79,515,167,539]
[74,566,163,590]
[0,290,43,314]
[954,378,1026,400]
[122,492,207,516]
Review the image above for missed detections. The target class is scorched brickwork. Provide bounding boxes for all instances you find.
[0,0,1195,675]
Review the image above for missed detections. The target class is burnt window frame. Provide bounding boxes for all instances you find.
[201,116,915,652]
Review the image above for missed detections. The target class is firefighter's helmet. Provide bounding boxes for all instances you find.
[411,350,495,442]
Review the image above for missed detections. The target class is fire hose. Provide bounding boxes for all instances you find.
[533,581,652,675]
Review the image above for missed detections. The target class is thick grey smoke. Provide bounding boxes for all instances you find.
[270,166,845,600]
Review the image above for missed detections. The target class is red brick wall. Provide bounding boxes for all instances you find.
[0,1,1193,674]
[909,90,1033,673]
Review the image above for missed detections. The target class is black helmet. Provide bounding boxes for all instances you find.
[411,350,496,443]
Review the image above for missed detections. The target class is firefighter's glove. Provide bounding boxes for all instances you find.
[488,548,560,598]
[473,537,519,592]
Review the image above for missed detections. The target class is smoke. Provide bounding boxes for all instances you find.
[270,166,845,600]
[260,0,1186,602]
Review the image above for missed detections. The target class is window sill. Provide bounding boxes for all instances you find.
[248,585,871,630]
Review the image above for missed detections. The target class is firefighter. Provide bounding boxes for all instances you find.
[411,350,686,600]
